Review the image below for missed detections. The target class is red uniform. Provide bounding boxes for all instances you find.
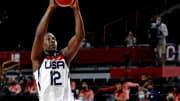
[8,84,22,94]
[101,82,139,100]
[24,80,37,94]
[173,92,180,101]
[78,89,94,101]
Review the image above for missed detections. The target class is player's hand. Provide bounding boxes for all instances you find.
[49,0,58,9]
[70,0,79,9]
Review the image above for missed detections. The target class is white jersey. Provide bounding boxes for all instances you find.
[33,53,73,101]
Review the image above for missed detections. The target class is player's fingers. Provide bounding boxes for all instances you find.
[70,0,78,8]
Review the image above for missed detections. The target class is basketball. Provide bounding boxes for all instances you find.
[55,0,75,7]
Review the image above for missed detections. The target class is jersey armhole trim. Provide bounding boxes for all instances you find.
[36,60,43,78]
[59,51,68,65]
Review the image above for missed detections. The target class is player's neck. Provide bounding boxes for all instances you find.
[44,50,57,57]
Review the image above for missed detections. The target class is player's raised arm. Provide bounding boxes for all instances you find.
[62,0,85,65]
[31,0,57,72]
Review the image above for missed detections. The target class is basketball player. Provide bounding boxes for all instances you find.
[31,0,84,100]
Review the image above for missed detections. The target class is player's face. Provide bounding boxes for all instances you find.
[43,33,57,52]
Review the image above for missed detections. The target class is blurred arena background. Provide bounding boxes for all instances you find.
[0,0,180,101]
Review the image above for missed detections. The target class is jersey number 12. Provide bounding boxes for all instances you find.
[50,71,62,85]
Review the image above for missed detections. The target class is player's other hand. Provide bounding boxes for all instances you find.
[49,0,58,9]
[70,0,79,9]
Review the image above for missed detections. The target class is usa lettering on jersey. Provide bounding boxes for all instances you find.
[45,61,65,69]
